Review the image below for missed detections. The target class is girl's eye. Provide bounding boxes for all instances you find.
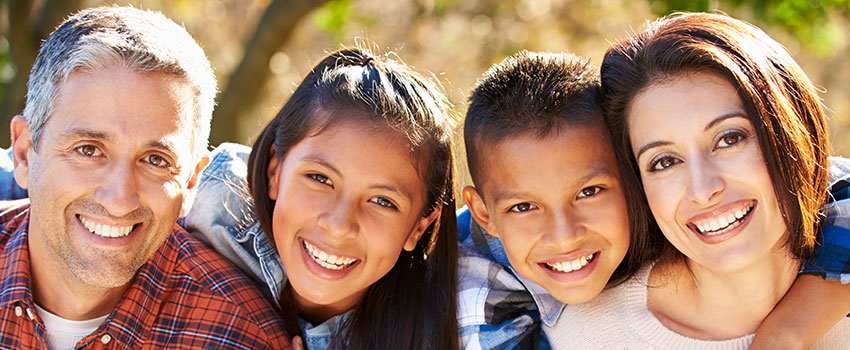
[74,145,102,157]
[649,155,681,172]
[144,154,171,168]
[307,173,333,186]
[369,197,398,210]
[577,186,603,199]
[508,202,538,213]
[716,130,748,149]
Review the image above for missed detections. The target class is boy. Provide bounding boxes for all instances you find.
[457,51,850,349]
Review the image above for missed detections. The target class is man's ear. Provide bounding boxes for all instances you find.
[403,206,441,252]
[267,146,280,201]
[463,186,499,237]
[10,116,33,189]
[179,152,210,217]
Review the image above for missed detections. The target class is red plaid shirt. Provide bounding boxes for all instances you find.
[0,200,292,349]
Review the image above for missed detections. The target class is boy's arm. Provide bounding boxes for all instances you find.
[751,276,850,349]
[752,157,850,348]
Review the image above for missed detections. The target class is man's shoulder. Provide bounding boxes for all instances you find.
[131,225,290,348]
[0,200,30,239]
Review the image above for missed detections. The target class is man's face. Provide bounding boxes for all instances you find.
[12,65,200,290]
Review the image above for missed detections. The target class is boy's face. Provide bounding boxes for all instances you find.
[464,122,630,304]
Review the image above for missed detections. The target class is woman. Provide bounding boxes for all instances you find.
[544,13,850,348]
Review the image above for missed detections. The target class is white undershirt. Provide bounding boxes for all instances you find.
[33,303,108,350]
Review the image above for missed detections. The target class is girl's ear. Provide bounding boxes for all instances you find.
[267,146,280,200]
[404,206,441,251]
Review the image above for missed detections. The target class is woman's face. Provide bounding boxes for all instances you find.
[266,119,437,322]
[626,71,787,273]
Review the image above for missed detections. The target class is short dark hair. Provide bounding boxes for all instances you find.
[464,51,600,189]
[463,50,655,287]
[601,12,830,261]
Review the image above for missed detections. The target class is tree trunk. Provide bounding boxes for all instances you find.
[210,0,331,146]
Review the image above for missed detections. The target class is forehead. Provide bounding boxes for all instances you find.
[47,66,196,159]
[477,122,619,198]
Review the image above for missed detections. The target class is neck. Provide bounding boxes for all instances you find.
[28,232,126,320]
[647,251,799,340]
[293,289,365,326]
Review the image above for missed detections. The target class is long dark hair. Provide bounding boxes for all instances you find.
[601,12,831,262]
[248,48,458,349]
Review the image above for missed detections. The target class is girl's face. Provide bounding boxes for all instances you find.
[626,71,787,273]
[266,119,438,322]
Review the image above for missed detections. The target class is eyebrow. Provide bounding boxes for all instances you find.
[59,128,110,142]
[634,112,747,160]
[491,167,616,204]
[302,155,414,202]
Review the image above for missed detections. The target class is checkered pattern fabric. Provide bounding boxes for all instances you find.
[0,201,291,349]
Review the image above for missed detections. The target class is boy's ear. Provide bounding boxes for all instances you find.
[10,115,33,189]
[267,146,280,200]
[404,206,440,251]
[463,186,499,238]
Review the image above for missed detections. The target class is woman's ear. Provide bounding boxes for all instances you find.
[404,206,441,251]
[267,146,280,200]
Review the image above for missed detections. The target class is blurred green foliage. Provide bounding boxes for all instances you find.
[651,0,850,56]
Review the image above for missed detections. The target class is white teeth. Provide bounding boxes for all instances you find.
[79,216,133,238]
[692,202,755,236]
[303,240,357,270]
[546,253,595,273]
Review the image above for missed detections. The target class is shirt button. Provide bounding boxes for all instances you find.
[25,308,34,320]
[101,333,112,344]
[13,305,22,317]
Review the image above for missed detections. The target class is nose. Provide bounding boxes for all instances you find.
[317,197,359,239]
[544,208,587,246]
[686,155,725,206]
[94,161,141,217]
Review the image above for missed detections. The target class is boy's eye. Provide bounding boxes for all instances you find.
[648,155,681,172]
[74,145,102,157]
[716,130,748,149]
[144,154,171,168]
[508,202,538,213]
[577,186,602,199]
[307,173,333,187]
[369,197,398,210]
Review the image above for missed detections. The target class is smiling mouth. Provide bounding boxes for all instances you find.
[688,201,755,236]
[302,240,359,271]
[544,253,596,273]
[78,215,136,238]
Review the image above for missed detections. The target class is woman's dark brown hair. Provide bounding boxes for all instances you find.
[601,12,831,262]
[248,48,458,349]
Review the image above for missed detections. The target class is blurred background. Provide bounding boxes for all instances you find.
[3,0,849,189]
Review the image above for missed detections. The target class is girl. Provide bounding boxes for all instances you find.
[545,12,850,348]
[185,48,458,349]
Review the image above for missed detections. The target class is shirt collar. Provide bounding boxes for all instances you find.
[0,208,34,309]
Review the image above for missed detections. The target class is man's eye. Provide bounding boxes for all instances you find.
[577,186,602,199]
[508,202,537,213]
[307,173,333,186]
[145,154,171,168]
[74,145,101,157]
[369,197,398,210]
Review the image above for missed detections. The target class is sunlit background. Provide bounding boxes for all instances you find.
[4,0,850,190]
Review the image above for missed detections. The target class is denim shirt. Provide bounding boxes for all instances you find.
[181,143,347,350]
[0,148,27,200]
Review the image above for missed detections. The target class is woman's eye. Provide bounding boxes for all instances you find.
[307,173,333,186]
[508,202,538,213]
[74,145,101,157]
[144,154,171,168]
[369,197,398,210]
[577,186,602,199]
[649,156,681,172]
[716,130,747,149]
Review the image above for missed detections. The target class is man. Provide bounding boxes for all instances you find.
[1,6,290,349]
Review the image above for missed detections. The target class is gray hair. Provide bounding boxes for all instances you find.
[23,6,216,160]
